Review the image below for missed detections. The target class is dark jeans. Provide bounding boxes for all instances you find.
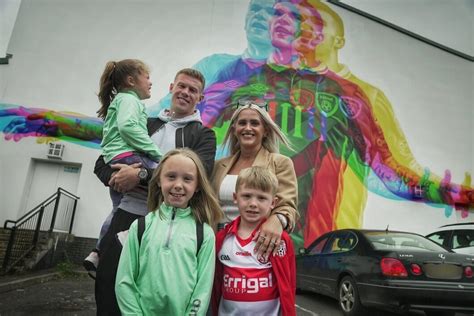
[95,208,142,316]
[108,154,157,212]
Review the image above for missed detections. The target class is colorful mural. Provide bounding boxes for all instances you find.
[0,0,472,248]
[162,0,473,247]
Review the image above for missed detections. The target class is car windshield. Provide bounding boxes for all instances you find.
[364,231,448,252]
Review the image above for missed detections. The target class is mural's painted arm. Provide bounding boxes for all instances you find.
[348,90,474,210]
[0,104,103,148]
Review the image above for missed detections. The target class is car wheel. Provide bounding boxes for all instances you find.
[424,311,455,316]
[338,276,366,316]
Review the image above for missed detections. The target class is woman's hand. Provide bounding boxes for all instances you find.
[253,214,283,260]
[109,163,141,193]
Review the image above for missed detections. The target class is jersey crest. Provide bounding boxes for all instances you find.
[274,240,287,258]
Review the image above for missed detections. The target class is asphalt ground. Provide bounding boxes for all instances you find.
[0,268,95,316]
[0,268,472,316]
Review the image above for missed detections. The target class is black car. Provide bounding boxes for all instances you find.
[296,229,474,316]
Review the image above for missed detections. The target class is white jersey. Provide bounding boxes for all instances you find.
[217,233,280,315]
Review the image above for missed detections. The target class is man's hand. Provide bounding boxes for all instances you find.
[109,163,142,193]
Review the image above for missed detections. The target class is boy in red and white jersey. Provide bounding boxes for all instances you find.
[212,166,296,316]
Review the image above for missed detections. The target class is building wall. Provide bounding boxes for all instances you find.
[0,0,472,239]
[50,235,98,267]
[342,0,473,56]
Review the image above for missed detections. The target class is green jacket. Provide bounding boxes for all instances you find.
[115,203,215,316]
[101,90,161,163]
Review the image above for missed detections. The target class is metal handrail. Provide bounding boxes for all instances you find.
[4,188,79,229]
[2,187,80,274]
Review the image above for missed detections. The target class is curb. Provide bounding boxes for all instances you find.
[0,269,87,293]
[0,272,60,293]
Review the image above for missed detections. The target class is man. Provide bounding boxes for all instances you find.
[93,68,216,316]
[98,68,216,187]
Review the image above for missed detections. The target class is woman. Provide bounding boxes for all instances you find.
[212,101,298,258]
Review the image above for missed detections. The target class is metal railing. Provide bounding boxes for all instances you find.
[2,187,80,273]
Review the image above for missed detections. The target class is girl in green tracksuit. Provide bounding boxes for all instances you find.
[115,148,223,315]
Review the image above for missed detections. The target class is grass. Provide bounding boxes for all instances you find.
[55,261,83,278]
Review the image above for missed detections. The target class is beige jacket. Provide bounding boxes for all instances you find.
[211,147,299,231]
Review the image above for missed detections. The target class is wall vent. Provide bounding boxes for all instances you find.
[47,143,65,159]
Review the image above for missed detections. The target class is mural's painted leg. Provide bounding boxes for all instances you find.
[303,148,344,247]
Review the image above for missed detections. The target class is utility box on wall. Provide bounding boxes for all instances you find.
[47,143,65,160]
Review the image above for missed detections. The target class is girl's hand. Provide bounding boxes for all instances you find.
[253,214,283,260]
[109,163,141,193]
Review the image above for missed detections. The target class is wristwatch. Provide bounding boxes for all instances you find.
[137,168,149,185]
[276,213,289,231]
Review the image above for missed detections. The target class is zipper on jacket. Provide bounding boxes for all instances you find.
[155,124,165,135]
[165,208,177,248]
[148,119,164,136]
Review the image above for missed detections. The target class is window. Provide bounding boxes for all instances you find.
[308,236,329,255]
[452,230,474,249]
[366,232,446,252]
[324,232,356,254]
[426,231,451,248]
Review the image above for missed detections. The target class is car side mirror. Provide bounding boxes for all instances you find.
[299,248,306,255]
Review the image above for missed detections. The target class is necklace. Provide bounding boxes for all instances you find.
[229,155,255,175]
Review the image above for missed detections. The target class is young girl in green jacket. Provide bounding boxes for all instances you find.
[84,59,162,273]
[115,148,223,315]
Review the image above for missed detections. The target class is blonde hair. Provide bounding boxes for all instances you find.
[147,148,223,228]
[236,166,278,196]
[174,68,205,92]
[97,59,150,120]
[223,103,292,155]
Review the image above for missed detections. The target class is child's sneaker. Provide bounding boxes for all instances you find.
[83,251,99,279]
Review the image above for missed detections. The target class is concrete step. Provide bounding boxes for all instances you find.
[2,236,57,273]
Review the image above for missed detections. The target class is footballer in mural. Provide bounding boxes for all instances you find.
[1,0,472,248]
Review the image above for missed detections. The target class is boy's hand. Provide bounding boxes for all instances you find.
[253,215,283,260]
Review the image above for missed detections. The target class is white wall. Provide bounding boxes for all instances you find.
[0,0,21,58]
[342,0,474,56]
[0,0,472,238]
[0,0,21,97]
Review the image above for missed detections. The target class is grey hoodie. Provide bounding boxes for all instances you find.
[151,109,203,154]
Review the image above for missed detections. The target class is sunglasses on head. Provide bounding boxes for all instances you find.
[237,99,268,111]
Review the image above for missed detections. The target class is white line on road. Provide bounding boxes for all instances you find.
[295,304,320,316]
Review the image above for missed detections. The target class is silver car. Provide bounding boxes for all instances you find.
[426,222,474,255]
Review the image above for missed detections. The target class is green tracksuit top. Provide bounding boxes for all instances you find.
[101,90,161,163]
[115,203,216,316]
